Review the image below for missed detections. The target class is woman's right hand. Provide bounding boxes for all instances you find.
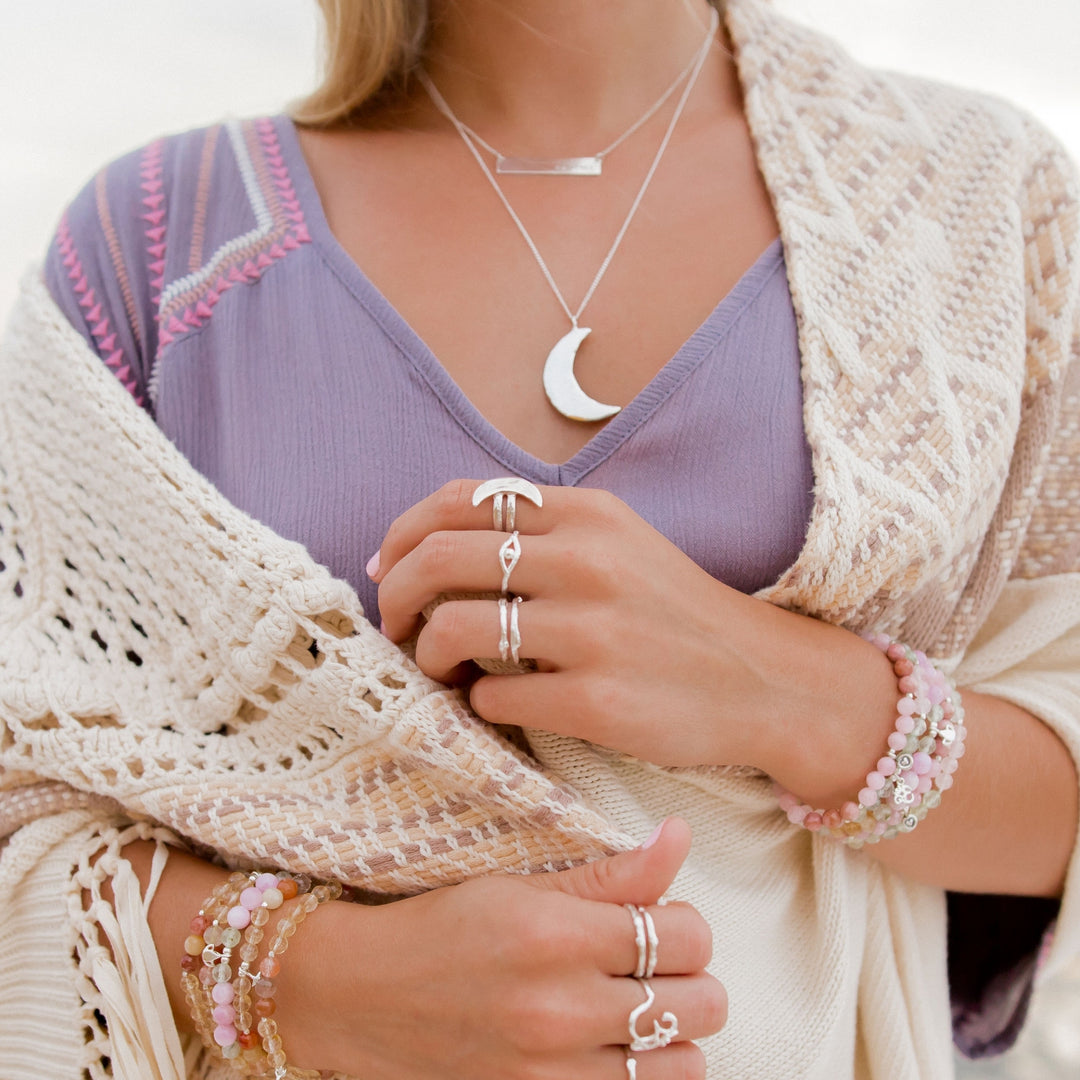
[282,817,726,1079]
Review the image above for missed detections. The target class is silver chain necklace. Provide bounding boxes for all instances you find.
[418,5,717,422]
[445,37,705,177]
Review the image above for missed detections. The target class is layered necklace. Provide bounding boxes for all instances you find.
[418,4,718,422]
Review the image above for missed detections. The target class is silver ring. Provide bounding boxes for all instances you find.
[624,1047,637,1078]
[472,477,544,532]
[625,904,647,978]
[508,596,522,664]
[640,907,659,979]
[498,531,521,596]
[498,597,510,661]
[628,978,678,1053]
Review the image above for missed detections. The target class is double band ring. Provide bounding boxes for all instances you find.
[625,904,659,979]
[498,596,523,663]
[498,531,521,596]
[627,978,678,1053]
[472,477,544,533]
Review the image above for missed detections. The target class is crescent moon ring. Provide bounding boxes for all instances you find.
[472,477,545,509]
[542,326,621,423]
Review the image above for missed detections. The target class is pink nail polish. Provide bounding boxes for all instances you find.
[379,620,387,636]
[641,821,665,849]
[366,551,381,579]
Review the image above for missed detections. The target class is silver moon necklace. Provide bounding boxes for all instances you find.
[418,5,718,423]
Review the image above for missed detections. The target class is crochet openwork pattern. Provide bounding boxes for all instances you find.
[0,276,630,893]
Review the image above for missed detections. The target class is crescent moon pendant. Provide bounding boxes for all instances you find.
[541,326,622,423]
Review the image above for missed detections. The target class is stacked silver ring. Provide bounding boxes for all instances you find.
[623,904,677,1055]
[498,596,523,664]
[624,904,659,979]
[472,476,544,532]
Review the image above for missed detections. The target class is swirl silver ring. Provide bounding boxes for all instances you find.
[498,531,521,596]
[472,477,544,532]
[628,978,678,1053]
[624,1048,637,1078]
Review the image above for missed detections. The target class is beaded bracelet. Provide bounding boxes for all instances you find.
[775,635,966,847]
[182,869,338,1078]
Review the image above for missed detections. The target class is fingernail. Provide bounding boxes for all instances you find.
[366,551,381,579]
[379,619,387,636]
[641,821,665,849]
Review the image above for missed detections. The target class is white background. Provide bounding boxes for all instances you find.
[1,1,1077,319]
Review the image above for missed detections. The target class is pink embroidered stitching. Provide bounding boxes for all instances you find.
[156,119,310,354]
[57,214,144,408]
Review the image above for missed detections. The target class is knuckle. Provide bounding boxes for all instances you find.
[675,1042,708,1080]
[584,487,627,527]
[422,601,467,652]
[577,676,622,733]
[700,978,729,1034]
[417,530,464,574]
[440,478,477,517]
[503,989,572,1055]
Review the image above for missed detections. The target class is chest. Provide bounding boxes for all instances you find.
[296,110,779,464]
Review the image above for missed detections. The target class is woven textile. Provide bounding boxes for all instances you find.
[1,1,1079,1077]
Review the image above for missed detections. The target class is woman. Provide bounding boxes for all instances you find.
[1,0,1078,1077]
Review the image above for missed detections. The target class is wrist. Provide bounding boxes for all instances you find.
[748,612,899,806]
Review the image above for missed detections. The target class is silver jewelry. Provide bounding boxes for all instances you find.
[498,597,510,661]
[439,39,705,177]
[640,906,659,979]
[625,904,648,978]
[627,978,679,1053]
[625,904,659,979]
[509,596,523,664]
[418,6,718,424]
[472,477,544,532]
[498,531,521,596]
[624,1048,638,1079]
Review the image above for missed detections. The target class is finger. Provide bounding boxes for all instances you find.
[609,1040,707,1080]
[379,531,561,642]
[602,972,728,1046]
[414,600,588,681]
[370,478,557,583]
[600,902,714,978]
[529,818,692,908]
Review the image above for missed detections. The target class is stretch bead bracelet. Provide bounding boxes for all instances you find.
[775,635,966,847]
[181,869,337,1079]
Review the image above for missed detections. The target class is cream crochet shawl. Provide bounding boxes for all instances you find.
[2,1,1079,1077]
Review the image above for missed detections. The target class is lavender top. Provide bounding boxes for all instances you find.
[44,114,1049,1057]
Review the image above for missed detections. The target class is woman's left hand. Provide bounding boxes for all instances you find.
[368,479,822,769]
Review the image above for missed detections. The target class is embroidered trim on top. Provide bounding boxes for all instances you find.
[56,214,145,409]
[149,118,311,404]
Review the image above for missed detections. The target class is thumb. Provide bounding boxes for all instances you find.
[531,818,691,907]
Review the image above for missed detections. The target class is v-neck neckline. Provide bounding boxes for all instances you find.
[274,115,784,486]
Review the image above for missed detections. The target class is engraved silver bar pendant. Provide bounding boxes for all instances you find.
[495,155,603,176]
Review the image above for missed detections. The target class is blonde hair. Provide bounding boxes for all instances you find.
[291,0,430,127]
[291,0,725,128]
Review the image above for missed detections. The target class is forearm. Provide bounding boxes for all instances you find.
[742,603,1078,898]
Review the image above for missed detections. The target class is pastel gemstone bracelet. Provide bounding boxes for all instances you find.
[776,635,966,846]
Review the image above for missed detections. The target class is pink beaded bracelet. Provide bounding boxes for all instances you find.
[775,635,966,847]
[182,869,331,1078]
